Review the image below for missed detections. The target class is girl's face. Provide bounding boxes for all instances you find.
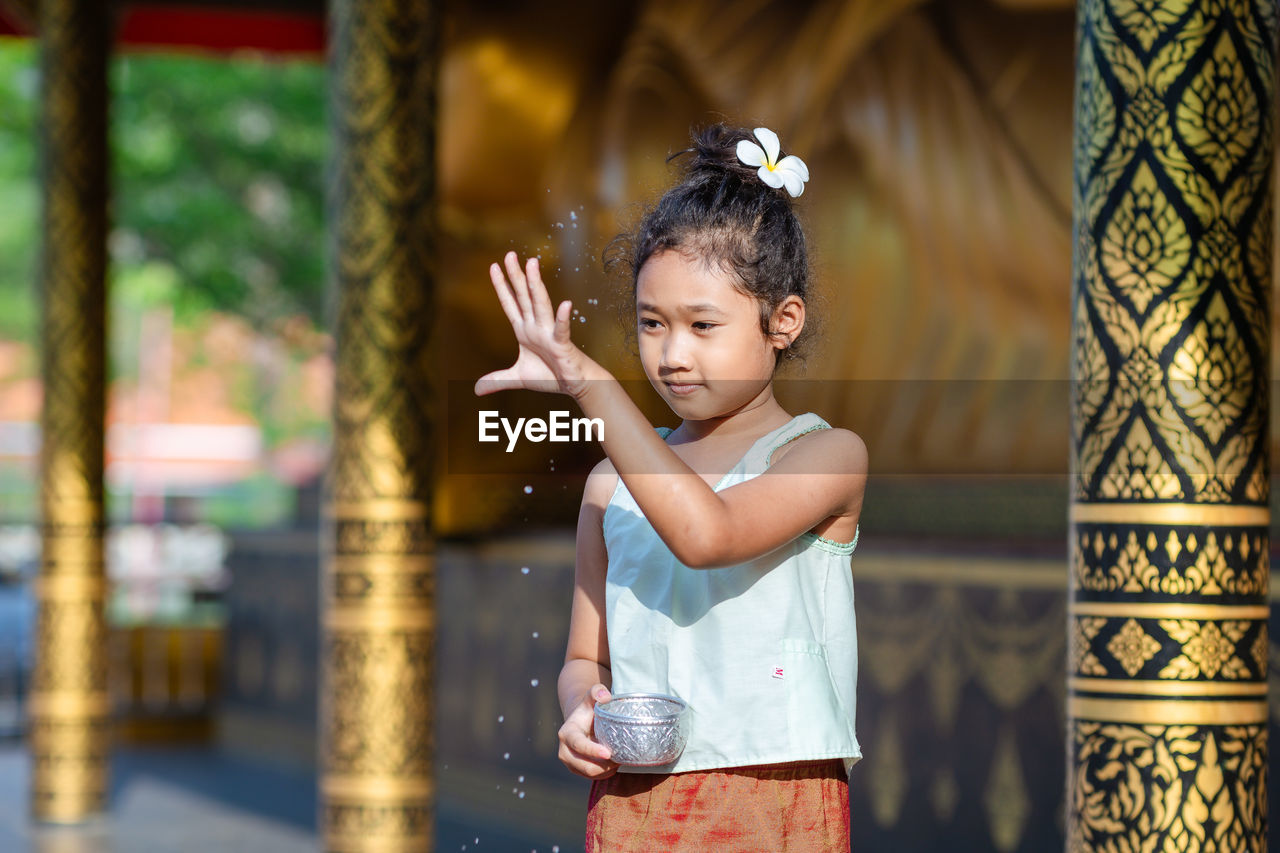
[635,250,797,421]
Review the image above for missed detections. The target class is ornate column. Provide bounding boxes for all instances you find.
[322,1,439,850]
[30,0,111,824]
[1068,2,1274,851]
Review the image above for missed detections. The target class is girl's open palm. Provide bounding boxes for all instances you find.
[475,252,587,398]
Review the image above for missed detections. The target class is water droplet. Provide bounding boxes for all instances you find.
[518,775,525,783]
[532,631,539,639]
[531,678,540,687]
[519,791,526,799]
[521,567,530,575]
[570,211,578,221]
[503,752,510,760]
[498,715,504,723]
[523,485,533,494]
[554,847,561,852]
[578,317,586,323]
[555,222,564,228]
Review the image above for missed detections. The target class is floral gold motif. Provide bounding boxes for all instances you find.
[1069,722,1266,852]
[1177,29,1259,185]
[1158,620,1250,680]
[1106,618,1162,676]
[1099,160,1192,314]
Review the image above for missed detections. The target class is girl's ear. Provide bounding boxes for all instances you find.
[770,295,806,349]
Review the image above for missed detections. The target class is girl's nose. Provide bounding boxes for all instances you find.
[661,333,693,370]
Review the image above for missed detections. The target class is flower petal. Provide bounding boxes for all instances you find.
[776,154,809,182]
[736,140,766,168]
[757,164,785,189]
[753,127,780,165]
[779,168,805,197]
[776,159,809,197]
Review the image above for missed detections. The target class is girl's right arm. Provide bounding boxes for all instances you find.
[556,458,619,779]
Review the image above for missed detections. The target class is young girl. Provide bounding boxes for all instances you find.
[476,124,866,851]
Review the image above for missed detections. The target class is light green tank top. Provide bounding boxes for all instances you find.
[602,413,861,775]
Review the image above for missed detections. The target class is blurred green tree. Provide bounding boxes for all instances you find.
[0,40,328,344]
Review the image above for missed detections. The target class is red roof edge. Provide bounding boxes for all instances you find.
[119,6,325,56]
[0,5,325,55]
[0,6,28,37]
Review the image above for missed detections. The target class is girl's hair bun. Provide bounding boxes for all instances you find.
[677,125,794,200]
[682,125,756,179]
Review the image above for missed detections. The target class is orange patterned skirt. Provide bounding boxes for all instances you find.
[586,760,850,852]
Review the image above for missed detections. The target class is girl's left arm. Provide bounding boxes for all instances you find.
[476,251,866,568]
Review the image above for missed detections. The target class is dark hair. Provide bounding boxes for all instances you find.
[606,123,813,364]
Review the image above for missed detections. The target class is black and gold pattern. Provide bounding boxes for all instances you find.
[1068,613,1267,682]
[1070,722,1266,852]
[322,1,440,851]
[1069,0,1274,850]
[1073,523,1268,596]
[31,0,110,825]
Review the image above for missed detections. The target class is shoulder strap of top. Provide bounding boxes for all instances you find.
[739,413,831,472]
[656,426,674,438]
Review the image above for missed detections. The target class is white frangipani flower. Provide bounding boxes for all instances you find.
[735,127,809,197]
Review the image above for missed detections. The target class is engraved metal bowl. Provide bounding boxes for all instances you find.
[593,693,689,767]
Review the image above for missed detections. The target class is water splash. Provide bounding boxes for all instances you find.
[530,678,540,687]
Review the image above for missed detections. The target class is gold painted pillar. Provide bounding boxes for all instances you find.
[322,1,439,850]
[1068,1,1275,850]
[30,0,111,824]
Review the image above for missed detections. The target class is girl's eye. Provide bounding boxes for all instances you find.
[692,322,716,331]
[639,318,661,330]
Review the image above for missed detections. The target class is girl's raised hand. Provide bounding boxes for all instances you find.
[474,252,587,399]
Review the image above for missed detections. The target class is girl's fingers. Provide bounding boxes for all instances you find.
[569,730,612,762]
[474,370,522,396]
[504,251,535,320]
[553,300,573,345]
[525,257,556,326]
[564,742,616,775]
[488,263,522,328]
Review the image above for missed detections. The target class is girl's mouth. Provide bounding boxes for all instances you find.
[664,381,702,396]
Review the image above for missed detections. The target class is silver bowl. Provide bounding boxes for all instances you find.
[594,693,689,766]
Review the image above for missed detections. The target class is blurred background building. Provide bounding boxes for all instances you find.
[0,0,1276,851]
